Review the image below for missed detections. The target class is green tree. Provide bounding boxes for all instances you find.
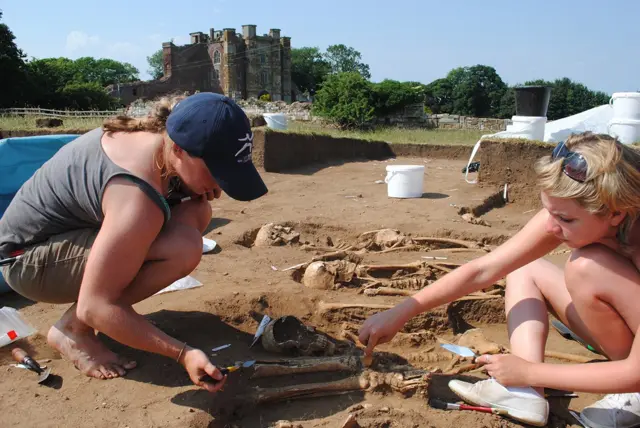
[61,82,120,110]
[23,56,136,109]
[496,87,516,119]
[0,10,28,108]
[147,48,164,80]
[291,47,331,95]
[312,72,374,129]
[424,78,454,114]
[324,44,371,79]
[72,57,139,86]
[450,65,507,117]
[371,79,424,115]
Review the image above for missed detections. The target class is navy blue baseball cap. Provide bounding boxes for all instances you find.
[166,92,268,201]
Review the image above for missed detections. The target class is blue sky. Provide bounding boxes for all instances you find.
[2,0,638,94]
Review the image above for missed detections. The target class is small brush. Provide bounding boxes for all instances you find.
[429,398,508,415]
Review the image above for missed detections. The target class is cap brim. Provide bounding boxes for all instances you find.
[205,158,268,201]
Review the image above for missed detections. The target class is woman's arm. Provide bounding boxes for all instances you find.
[75,177,185,360]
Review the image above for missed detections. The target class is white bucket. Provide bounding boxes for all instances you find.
[263,113,288,131]
[504,116,547,141]
[384,165,425,198]
[609,92,640,121]
[608,118,640,145]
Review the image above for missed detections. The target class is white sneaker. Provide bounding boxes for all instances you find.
[580,393,640,428]
[448,378,549,426]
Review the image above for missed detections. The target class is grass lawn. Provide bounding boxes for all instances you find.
[1,115,488,146]
[0,116,105,131]
[284,121,486,145]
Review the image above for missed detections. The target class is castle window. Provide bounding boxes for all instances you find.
[260,53,266,64]
[213,50,221,64]
[261,71,268,85]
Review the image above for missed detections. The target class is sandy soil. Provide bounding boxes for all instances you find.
[0,157,601,428]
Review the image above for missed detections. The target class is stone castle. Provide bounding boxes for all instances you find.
[107,25,293,106]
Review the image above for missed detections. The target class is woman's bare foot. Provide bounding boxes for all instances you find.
[47,311,136,380]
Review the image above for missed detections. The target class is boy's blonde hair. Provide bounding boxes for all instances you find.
[535,132,640,246]
[102,94,187,177]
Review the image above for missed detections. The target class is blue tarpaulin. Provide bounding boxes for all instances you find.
[0,134,80,293]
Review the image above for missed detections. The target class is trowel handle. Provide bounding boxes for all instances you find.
[11,348,42,373]
[11,347,28,363]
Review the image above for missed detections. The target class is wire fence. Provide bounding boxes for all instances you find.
[0,108,124,118]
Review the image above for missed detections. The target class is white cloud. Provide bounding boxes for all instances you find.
[65,31,100,53]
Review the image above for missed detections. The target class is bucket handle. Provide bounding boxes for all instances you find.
[384,171,396,184]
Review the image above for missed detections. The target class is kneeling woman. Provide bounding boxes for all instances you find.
[358,132,640,427]
[0,93,267,393]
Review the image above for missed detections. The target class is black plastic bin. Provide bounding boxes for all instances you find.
[514,86,552,117]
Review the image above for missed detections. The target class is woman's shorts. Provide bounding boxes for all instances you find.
[1,228,98,304]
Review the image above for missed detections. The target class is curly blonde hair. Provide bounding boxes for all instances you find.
[102,94,187,176]
[535,132,640,246]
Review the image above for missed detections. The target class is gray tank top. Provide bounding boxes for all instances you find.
[0,128,171,258]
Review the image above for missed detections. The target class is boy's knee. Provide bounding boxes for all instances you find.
[506,259,542,287]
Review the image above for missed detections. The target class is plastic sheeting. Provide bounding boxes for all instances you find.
[0,134,80,293]
[543,104,614,143]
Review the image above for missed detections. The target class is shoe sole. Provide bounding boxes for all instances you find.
[579,412,640,428]
[448,381,548,427]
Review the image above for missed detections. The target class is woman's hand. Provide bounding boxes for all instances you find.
[476,354,533,387]
[181,347,227,393]
[358,307,409,356]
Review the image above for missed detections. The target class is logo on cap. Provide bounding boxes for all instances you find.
[235,132,254,163]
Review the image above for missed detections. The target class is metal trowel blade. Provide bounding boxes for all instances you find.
[241,360,256,368]
[440,344,477,358]
[37,367,51,384]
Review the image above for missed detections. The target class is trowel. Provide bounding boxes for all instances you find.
[11,347,51,384]
[440,343,477,358]
[199,360,256,384]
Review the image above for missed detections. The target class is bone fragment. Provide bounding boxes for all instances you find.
[413,237,480,249]
[300,244,337,253]
[253,376,369,403]
[341,414,360,428]
[544,350,601,364]
[319,302,394,313]
[429,247,490,254]
[312,248,354,262]
[359,261,424,272]
[378,245,420,254]
[251,356,360,379]
[359,229,389,237]
[444,362,481,375]
[341,330,364,348]
[364,287,415,297]
[281,262,308,272]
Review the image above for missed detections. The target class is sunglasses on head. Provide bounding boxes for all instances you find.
[552,141,588,182]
